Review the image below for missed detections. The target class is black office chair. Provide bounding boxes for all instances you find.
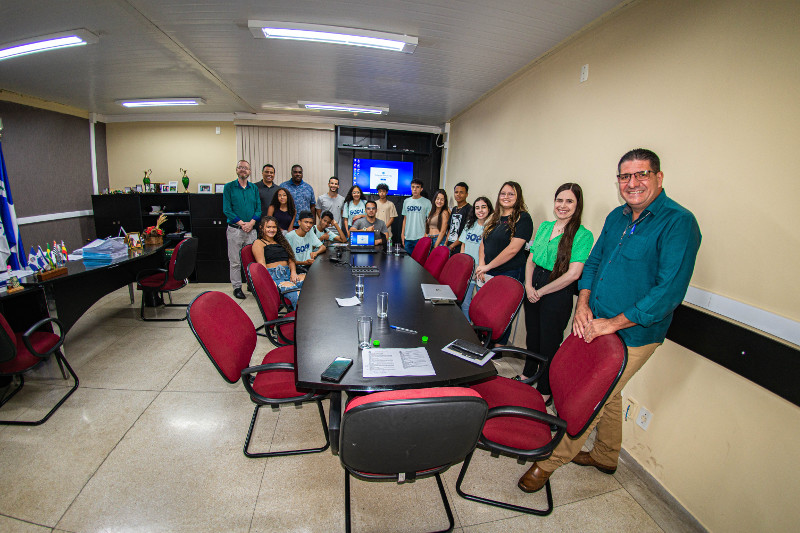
[0,313,78,426]
[136,237,198,321]
[340,387,488,532]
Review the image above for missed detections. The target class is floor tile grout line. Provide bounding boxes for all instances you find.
[246,450,271,532]
[619,483,667,533]
[0,511,57,531]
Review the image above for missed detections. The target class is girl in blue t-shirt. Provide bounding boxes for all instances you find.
[458,196,493,319]
[342,185,366,238]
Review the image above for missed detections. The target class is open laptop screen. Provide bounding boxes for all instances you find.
[349,230,375,247]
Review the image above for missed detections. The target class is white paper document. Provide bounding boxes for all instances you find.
[335,296,362,306]
[362,347,436,378]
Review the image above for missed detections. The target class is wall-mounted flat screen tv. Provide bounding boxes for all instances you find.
[353,158,413,196]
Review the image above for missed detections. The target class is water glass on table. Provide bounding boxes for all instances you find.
[357,316,372,349]
[377,292,388,318]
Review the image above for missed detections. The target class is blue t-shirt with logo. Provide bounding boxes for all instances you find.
[459,222,484,263]
[285,230,323,262]
[343,200,366,226]
[401,196,432,240]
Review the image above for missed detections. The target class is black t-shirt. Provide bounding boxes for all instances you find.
[482,211,533,275]
[257,182,277,215]
[446,203,472,244]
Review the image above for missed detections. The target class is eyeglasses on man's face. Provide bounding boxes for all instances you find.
[616,170,657,183]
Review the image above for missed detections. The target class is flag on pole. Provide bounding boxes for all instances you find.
[0,139,26,269]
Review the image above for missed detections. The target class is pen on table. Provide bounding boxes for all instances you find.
[390,325,418,334]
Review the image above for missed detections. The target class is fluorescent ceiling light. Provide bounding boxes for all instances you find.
[299,101,388,115]
[249,21,417,53]
[0,29,98,61]
[117,98,206,108]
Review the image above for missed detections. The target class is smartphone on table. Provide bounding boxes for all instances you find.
[321,357,353,382]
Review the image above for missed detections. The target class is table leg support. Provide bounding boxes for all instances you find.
[329,391,342,455]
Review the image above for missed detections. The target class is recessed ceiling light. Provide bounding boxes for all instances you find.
[299,101,388,115]
[0,29,98,61]
[117,98,206,108]
[249,21,417,53]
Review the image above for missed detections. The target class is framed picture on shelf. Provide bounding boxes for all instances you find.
[198,183,212,193]
[168,181,179,193]
[135,184,143,192]
[126,232,142,249]
[215,184,225,193]
[160,184,169,193]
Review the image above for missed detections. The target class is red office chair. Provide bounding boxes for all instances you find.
[424,245,450,279]
[247,263,295,346]
[136,237,198,321]
[456,333,628,515]
[187,291,328,458]
[468,275,524,347]
[240,244,256,292]
[410,236,432,265]
[340,387,488,532]
[437,253,475,303]
[0,313,78,426]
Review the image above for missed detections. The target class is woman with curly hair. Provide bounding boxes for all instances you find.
[342,185,367,238]
[267,187,296,232]
[252,216,304,309]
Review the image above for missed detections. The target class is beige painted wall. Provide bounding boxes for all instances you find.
[446,0,800,530]
[106,121,237,190]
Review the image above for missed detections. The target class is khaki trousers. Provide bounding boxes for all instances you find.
[538,342,661,472]
[227,226,257,289]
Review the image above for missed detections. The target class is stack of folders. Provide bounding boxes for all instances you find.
[83,238,129,266]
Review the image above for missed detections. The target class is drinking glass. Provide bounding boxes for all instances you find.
[377,292,388,318]
[394,243,401,256]
[355,275,365,298]
[357,316,372,349]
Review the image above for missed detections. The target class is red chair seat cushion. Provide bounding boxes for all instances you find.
[138,273,186,291]
[471,376,552,451]
[251,346,309,400]
[0,332,59,374]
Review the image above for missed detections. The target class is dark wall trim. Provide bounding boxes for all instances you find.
[666,304,800,407]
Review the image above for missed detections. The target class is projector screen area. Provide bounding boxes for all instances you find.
[353,158,414,195]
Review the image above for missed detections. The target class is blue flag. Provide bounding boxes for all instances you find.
[0,140,26,269]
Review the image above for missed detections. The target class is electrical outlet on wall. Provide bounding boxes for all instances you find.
[636,406,653,430]
[623,396,639,422]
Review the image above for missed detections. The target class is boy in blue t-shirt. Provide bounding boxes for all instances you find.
[401,179,432,255]
[285,211,325,269]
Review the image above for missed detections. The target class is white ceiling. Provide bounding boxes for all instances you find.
[0,0,622,127]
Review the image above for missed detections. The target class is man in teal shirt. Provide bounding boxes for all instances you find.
[519,148,701,493]
[222,160,261,299]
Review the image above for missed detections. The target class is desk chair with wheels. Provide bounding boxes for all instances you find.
[437,253,474,304]
[247,263,295,346]
[410,236,432,265]
[468,275,524,347]
[456,333,628,515]
[187,291,328,458]
[0,313,78,426]
[136,237,198,321]
[340,387,488,533]
[424,245,450,279]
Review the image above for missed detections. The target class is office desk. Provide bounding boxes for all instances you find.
[295,250,496,452]
[23,243,168,332]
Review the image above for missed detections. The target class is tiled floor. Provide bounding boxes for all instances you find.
[0,284,703,532]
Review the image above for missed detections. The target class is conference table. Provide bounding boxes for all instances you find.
[21,242,169,332]
[295,247,497,453]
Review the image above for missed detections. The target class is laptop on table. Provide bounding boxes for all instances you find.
[349,230,377,253]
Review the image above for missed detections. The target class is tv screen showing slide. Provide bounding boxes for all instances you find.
[353,158,414,196]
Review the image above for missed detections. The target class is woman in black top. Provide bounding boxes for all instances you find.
[252,216,303,308]
[267,187,296,232]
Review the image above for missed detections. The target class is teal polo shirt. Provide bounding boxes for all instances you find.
[578,190,701,347]
[223,179,261,224]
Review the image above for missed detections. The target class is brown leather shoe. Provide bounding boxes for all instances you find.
[571,451,617,474]
[517,463,553,493]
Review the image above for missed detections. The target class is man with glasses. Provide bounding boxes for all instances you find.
[518,148,701,493]
[223,160,261,299]
[351,200,389,246]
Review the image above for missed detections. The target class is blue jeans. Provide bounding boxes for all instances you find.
[267,265,304,309]
[461,280,478,320]
[404,239,418,255]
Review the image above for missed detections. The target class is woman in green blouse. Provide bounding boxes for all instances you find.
[517,183,594,401]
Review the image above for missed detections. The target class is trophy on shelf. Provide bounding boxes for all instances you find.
[180,168,190,193]
[143,169,152,192]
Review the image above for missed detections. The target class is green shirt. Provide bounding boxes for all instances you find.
[529,221,594,271]
[223,179,261,224]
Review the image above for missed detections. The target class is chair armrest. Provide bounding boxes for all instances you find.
[480,405,567,458]
[490,346,548,384]
[240,362,318,404]
[472,325,493,348]
[22,317,65,358]
[135,268,169,290]
[263,316,296,328]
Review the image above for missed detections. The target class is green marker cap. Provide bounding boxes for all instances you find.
[421,336,428,343]
[373,340,380,347]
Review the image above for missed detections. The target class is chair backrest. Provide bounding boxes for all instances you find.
[424,246,450,279]
[550,333,628,438]
[186,291,257,383]
[241,244,256,272]
[171,237,199,281]
[437,253,475,300]
[0,313,18,363]
[247,263,279,322]
[410,236,432,264]
[468,276,524,342]
[340,387,487,478]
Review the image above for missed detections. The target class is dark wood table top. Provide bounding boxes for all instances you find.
[295,250,497,392]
